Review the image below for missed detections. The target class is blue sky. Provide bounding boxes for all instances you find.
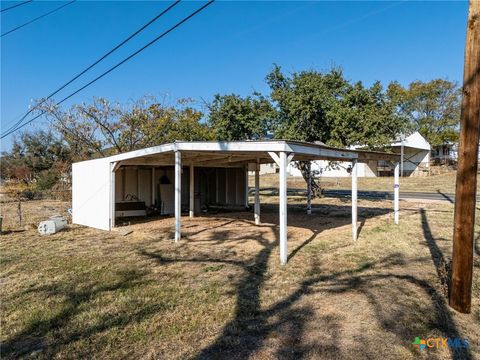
[0,0,469,151]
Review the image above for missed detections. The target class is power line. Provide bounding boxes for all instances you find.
[1,0,215,139]
[2,0,181,136]
[0,0,32,13]
[1,0,75,37]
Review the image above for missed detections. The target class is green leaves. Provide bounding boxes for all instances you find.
[33,96,213,158]
[116,99,212,150]
[387,79,461,147]
[266,65,406,149]
[208,93,275,141]
[1,97,214,184]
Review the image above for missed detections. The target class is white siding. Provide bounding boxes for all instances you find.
[395,148,430,176]
[138,168,152,206]
[124,168,138,198]
[72,158,111,231]
[287,161,357,178]
[362,161,377,177]
[260,163,277,174]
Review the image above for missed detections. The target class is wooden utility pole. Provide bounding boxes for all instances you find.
[449,0,480,314]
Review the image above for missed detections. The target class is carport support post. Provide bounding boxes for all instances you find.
[254,161,260,225]
[352,159,358,241]
[307,161,312,215]
[244,164,249,208]
[151,167,155,206]
[279,151,288,265]
[175,151,181,242]
[189,163,194,218]
[394,162,400,224]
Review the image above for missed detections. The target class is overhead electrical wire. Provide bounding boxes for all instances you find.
[1,0,76,37]
[0,0,32,13]
[1,0,215,139]
[2,0,181,136]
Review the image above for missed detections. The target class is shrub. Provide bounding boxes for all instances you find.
[35,170,59,191]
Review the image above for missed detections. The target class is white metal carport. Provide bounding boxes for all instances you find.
[72,140,400,265]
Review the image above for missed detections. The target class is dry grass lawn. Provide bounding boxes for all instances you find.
[1,196,479,359]
[255,171,480,195]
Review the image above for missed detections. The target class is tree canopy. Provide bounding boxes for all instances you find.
[208,93,275,141]
[387,79,461,146]
[1,97,213,189]
[35,96,212,159]
[266,65,407,148]
[1,130,72,189]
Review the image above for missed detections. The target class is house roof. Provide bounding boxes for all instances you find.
[390,132,431,151]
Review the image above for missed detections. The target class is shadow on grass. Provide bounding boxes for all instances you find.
[141,246,471,360]
[0,229,26,235]
[1,269,157,359]
[419,208,451,296]
[4,203,471,359]
[139,205,470,360]
[177,203,390,246]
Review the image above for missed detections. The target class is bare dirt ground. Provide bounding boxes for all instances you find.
[1,197,479,359]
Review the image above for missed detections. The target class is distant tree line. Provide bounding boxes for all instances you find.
[1,65,460,194]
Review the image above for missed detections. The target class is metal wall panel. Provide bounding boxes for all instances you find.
[216,168,226,204]
[72,158,111,231]
[138,168,152,206]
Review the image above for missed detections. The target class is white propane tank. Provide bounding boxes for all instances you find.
[38,216,68,235]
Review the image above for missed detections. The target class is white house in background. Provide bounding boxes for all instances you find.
[389,131,430,176]
[264,132,431,178]
[259,162,277,175]
[431,142,458,165]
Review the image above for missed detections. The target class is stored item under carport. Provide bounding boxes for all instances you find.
[115,201,147,218]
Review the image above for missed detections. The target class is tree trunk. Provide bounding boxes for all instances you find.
[295,161,323,197]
